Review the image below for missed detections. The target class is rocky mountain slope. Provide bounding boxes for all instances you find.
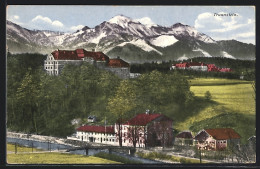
[6,15,255,63]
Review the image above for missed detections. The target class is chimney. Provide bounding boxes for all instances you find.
[92,49,95,52]
[117,56,120,59]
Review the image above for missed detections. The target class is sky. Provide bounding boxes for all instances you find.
[7,5,255,44]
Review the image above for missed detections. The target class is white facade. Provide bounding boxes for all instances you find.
[75,130,117,146]
[44,54,83,75]
[188,65,208,71]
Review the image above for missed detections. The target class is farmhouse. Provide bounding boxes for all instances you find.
[175,131,193,146]
[44,49,130,79]
[194,128,241,151]
[117,110,174,147]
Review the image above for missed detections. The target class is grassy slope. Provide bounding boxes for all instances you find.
[175,78,255,144]
[7,144,120,164]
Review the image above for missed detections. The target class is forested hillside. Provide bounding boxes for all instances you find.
[7,53,197,137]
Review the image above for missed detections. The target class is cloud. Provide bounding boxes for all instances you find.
[134,17,156,26]
[14,15,20,20]
[70,25,85,32]
[31,15,64,28]
[194,12,255,44]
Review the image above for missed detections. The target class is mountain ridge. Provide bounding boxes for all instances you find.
[6,15,255,63]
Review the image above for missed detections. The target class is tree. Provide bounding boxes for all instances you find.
[107,80,137,147]
[204,91,212,100]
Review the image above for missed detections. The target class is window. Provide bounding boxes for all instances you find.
[112,139,114,142]
[223,141,226,143]
[46,67,47,69]
[124,139,126,143]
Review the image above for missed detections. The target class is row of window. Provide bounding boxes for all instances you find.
[80,132,114,136]
[123,139,143,144]
[45,61,57,64]
[48,71,58,75]
[46,67,55,69]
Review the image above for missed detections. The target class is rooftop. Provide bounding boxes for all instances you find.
[77,125,114,134]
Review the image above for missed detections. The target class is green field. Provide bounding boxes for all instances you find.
[175,78,255,144]
[7,144,120,164]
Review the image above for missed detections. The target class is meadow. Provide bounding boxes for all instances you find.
[175,78,255,144]
[6,144,121,164]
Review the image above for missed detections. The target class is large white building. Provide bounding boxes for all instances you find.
[44,49,131,78]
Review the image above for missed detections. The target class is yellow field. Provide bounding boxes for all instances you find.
[7,144,121,164]
[175,78,255,131]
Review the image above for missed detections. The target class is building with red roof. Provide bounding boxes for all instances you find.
[171,61,231,72]
[194,128,241,150]
[44,49,131,78]
[117,110,173,148]
[69,110,173,147]
[75,125,117,144]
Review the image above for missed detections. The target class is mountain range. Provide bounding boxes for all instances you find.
[6,15,255,63]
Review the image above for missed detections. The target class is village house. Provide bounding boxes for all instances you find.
[194,128,241,151]
[171,61,232,72]
[44,49,131,79]
[117,110,174,148]
[175,131,193,146]
[72,125,118,145]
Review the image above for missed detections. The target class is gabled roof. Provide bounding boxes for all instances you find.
[123,113,163,126]
[51,49,109,61]
[176,131,193,139]
[108,58,129,68]
[205,128,240,140]
[77,125,114,134]
[52,50,81,60]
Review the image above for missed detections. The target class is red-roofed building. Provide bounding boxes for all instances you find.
[194,128,241,150]
[75,125,117,145]
[44,49,131,78]
[69,111,173,147]
[171,61,232,72]
[117,110,173,148]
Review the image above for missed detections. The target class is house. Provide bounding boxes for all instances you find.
[44,49,131,79]
[75,125,117,145]
[171,61,232,72]
[116,110,174,148]
[207,64,219,72]
[187,62,208,71]
[194,128,241,151]
[175,131,193,146]
[87,115,97,123]
[219,68,232,72]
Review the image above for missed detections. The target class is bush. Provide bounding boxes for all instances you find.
[204,91,212,100]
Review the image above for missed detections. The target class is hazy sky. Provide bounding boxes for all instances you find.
[7,5,255,44]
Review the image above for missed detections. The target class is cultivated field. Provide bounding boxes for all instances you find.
[176,78,255,144]
[6,144,121,164]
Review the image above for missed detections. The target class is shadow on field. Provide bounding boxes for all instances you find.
[175,96,218,123]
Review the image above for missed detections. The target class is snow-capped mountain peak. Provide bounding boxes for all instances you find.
[108,15,136,28]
